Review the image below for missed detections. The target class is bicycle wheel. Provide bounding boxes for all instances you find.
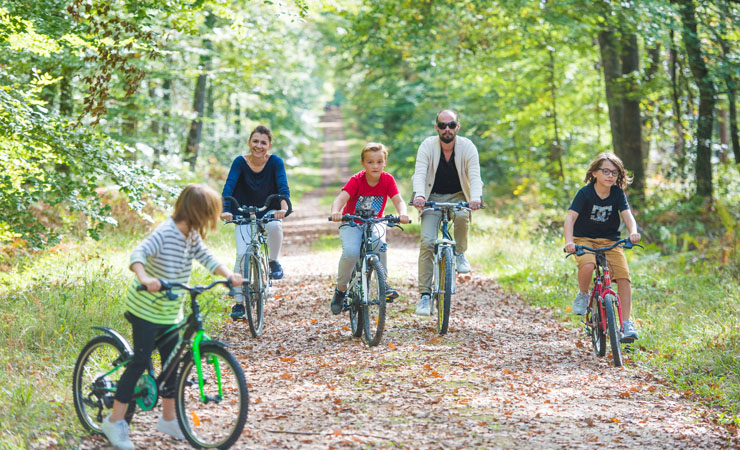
[589,299,606,357]
[176,342,249,449]
[361,257,387,346]
[604,294,623,367]
[72,335,136,433]
[245,252,265,338]
[348,283,363,338]
[436,246,453,335]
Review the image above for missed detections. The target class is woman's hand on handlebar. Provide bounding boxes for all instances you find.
[221,212,233,222]
[330,212,344,222]
[227,272,243,287]
[564,241,576,254]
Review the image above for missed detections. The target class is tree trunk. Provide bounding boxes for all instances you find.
[669,27,686,163]
[598,28,624,157]
[59,65,74,117]
[676,0,716,198]
[717,0,740,164]
[620,33,645,203]
[547,45,564,180]
[183,14,215,168]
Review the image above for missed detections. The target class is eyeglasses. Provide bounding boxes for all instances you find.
[599,168,619,177]
[436,121,458,130]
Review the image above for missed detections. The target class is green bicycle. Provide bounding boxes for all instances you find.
[72,279,249,449]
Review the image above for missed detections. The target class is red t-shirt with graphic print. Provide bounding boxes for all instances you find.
[341,171,399,217]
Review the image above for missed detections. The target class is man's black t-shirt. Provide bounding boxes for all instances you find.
[431,149,463,195]
[569,184,630,240]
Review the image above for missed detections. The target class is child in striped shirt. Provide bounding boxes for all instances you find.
[101,184,242,450]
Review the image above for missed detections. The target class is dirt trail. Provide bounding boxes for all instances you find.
[80,107,737,450]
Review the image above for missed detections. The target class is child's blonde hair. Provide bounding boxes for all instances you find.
[360,142,388,162]
[172,184,222,238]
[584,152,632,190]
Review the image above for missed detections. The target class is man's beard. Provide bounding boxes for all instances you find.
[439,133,455,144]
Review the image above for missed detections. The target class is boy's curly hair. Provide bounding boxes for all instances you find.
[584,152,632,190]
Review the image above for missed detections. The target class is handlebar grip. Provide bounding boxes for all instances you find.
[136,285,147,291]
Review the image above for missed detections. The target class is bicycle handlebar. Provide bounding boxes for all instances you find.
[327,214,411,225]
[565,237,644,258]
[407,200,482,213]
[137,279,235,299]
[223,194,293,220]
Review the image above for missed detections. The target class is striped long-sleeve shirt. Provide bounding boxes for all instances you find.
[125,217,221,324]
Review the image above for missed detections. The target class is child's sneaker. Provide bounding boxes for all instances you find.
[331,288,346,315]
[156,416,185,441]
[101,414,134,450]
[572,292,589,315]
[621,319,639,341]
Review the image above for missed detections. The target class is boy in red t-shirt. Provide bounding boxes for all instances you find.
[329,142,410,314]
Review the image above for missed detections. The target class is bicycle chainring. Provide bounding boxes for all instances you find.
[134,373,158,411]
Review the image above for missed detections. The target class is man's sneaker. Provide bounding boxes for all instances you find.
[572,291,589,315]
[415,294,432,316]
[156,416,185,441]
[385,286,399,303]
[456,253,471,273]
[230,303,246,320]
[331,288,346,315]
[622,319,639,341]
[101,414,134,450]
[269,260,283,280]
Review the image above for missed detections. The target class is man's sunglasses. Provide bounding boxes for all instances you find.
[437,121,458,130]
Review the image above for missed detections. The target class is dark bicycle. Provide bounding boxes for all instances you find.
[223,194,292,337]
[329,213,408,346]
[567,237,643,367]
[72,280,249,449]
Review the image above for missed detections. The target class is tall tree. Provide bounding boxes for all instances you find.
[675,0,716,197]
[183,13,215,168]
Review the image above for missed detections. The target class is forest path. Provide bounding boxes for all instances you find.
[81,107,736,449]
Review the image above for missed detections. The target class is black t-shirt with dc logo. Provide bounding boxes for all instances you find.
[569,184,630,240]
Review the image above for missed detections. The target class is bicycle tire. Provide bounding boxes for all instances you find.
[605,294,623,367]
[176,342,249,449]
[361,257,387,346]
[589,298,606,357]
[348,282,363,338]
[72,335,137,433]
[436,246,453,335]
[245,252,265,338]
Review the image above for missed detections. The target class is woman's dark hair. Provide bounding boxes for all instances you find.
[249,125,273,143]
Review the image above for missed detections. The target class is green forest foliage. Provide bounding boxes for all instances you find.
[1,0,325,251]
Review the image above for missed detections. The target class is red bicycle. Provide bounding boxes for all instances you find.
[567,237,642,367]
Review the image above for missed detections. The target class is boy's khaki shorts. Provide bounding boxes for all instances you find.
[573,237,631,282]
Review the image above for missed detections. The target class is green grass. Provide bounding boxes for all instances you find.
[466,211,740,425]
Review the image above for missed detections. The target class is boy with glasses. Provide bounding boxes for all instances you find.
[411,109,483,316]
[563,152,641,340]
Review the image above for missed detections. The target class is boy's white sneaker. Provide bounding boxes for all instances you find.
[573,292,589,315]
[101,414,134,450]
[156,416,185,441]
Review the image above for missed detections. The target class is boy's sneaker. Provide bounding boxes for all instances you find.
[415,294,431,315]
[456,253,471,273]
[385,286,399,303]
[331,288,346,315]
[572,292,589,315]
[156,416,185,441]
[622,319,639,341]
[230,303,246,320]
[269,260,284,280]
[101,414,134,450]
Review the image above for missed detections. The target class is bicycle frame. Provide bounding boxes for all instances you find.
[433,208,457,296]
[587,253,623,336]
[346,220,382,307]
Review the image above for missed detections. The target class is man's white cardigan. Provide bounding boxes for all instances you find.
[411,135,484,202]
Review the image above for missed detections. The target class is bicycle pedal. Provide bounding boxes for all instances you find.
[620,336,637,344]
